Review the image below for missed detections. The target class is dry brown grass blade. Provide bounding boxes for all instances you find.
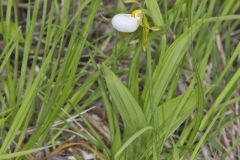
[27,154,36,160]
[45,142,105,160]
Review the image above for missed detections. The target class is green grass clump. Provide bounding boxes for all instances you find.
[0,0,240,159]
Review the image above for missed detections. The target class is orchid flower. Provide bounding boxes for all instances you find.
[111,10,143,33]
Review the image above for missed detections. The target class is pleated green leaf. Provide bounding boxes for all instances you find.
[144,21,202,119]
[102,66,147,134]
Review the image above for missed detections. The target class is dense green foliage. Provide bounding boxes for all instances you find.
[0,0,240,159]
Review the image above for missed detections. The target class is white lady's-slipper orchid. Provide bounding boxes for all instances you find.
[111,10,142,33]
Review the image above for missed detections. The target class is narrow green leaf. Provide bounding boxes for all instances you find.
[145,0,164,26]
[0,146,50,160]
[0,21,24,42]
[114,126,153,159]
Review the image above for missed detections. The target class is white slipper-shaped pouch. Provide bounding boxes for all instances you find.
[111,13,141,33]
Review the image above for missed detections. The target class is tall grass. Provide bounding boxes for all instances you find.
[0,0,239,159]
